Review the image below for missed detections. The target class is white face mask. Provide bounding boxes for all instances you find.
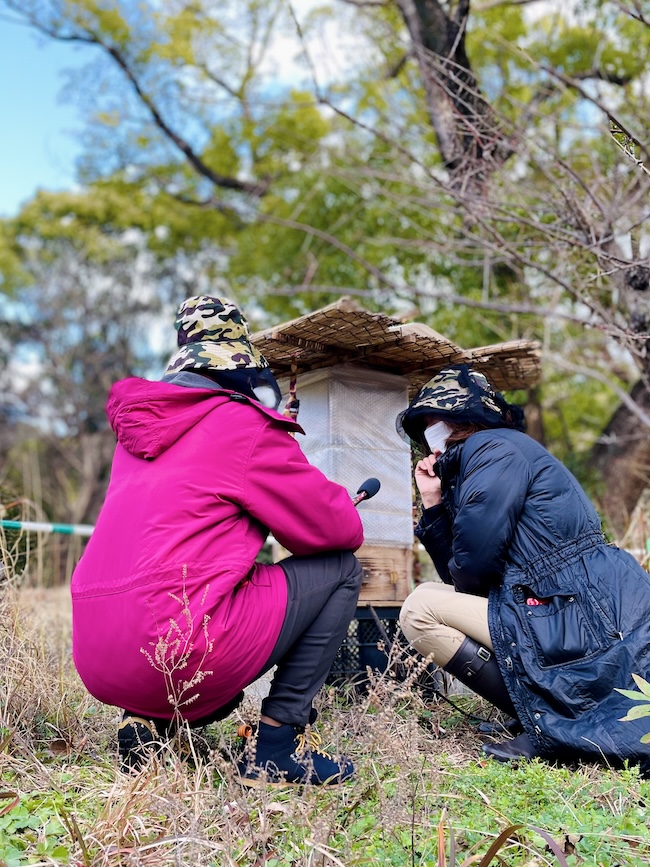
[253,385,281,409]
[424,421,453,456]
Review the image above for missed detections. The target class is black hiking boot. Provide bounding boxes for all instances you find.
[117,714,159,773]
[477,717,524,736]
[237,716,352,787]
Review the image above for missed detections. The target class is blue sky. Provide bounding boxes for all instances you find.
[0,17,86,217]
[0,2,352,219]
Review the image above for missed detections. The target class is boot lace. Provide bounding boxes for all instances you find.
[294,730,334,760]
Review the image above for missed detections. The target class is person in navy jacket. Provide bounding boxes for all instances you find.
[397,364,650,772]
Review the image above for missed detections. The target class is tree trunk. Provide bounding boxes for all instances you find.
[396,0,514,188]
[591,379,650,538]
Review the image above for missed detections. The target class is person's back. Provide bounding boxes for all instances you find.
[428,426,604,593]
[456,427,603,570]
[74,379,343,592]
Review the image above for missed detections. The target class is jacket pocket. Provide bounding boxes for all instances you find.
[517,587,602,668]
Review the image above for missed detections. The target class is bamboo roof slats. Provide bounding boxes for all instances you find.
[251,296,541,392]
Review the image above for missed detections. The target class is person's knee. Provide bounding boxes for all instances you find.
[399,592,418,643]
[400,587,455,662]
[399,584,437,643]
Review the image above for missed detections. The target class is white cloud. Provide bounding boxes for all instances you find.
[260,0,370,91]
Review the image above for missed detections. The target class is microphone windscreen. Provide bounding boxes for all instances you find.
[357,478,380,499]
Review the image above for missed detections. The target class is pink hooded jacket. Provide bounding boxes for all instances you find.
[71,378,364,721]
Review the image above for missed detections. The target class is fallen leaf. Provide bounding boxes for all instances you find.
[0,791,19,817]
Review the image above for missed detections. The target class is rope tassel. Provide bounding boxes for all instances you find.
[283,357,300,431]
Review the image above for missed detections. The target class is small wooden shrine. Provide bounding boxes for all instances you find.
[251,297,541,608]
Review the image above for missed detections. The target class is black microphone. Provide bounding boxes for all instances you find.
[352,478,381,506]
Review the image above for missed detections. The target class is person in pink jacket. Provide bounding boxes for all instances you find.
[71,295,364,785]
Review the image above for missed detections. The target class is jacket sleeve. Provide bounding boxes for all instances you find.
[448,437,529,595]
[415,505,454,584]
[241,417,364,556]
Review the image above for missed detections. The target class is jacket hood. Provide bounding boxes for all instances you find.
[107,377,301,460]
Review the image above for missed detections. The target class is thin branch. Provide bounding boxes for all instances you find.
[610,123,650,178]
[286,0,323,99]
[385,51,411,79]
[101,42,268,196]
[475,0,545,9]
[610,0,650,26]
[337,0,388,6]
[571,68,634,86]
[256,212,399,290]
[539,63,650,165]
[548,354,650,428]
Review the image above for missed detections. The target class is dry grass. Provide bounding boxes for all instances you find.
[1,585,649,867]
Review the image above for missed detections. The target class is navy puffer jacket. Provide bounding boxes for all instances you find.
[416,427,650,771]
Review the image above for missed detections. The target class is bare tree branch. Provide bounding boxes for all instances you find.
[548,355,650,429]
[610,0,650,26]
[538,63,650,165]
[475,0,547,9]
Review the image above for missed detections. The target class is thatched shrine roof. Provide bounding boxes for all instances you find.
[251,296,541,394]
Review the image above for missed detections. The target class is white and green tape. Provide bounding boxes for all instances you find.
[0,520,94,537]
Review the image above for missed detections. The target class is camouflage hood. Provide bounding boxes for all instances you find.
[164,295,268,376]
[396,364,525,449]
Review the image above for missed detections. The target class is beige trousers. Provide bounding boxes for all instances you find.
[399,581,491,666]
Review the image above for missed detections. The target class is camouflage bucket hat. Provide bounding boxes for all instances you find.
[396,364,525,447]
[164,295,268,376]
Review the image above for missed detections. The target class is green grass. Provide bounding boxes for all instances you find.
[1,586,649,866]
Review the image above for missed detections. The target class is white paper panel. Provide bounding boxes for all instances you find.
[281,365,414,547]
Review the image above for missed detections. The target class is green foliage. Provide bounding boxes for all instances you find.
[540,363,621,463]
[0,222,29,293]
[528,12,650,81]
[617,674,650,744]
[200,127,242,179]
[0,793,70,866]
[243,90,330,177]
[63,0,132,48]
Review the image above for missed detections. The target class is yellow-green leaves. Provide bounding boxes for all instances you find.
[63,0,131,48]
[617,674,650,744]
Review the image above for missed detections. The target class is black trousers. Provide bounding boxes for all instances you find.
[258,550,363,726]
